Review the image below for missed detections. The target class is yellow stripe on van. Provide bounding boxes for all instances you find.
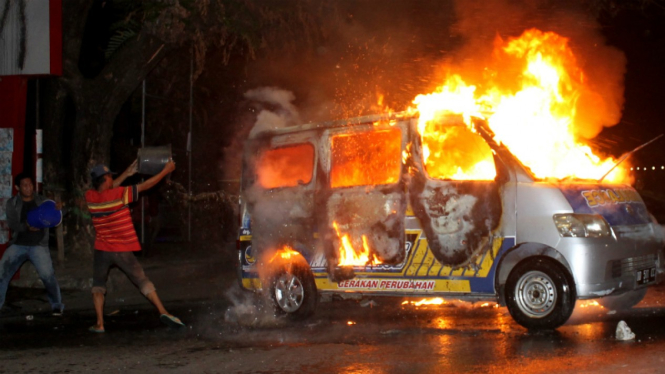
[433,279,470,292]
[319,277,470,293]
[417,250,436,277]
[428,255,443,276]
[406,238,429,276]
[242,278,262,289]
[473,247,487,276]
[439,265,452,276]
[315,277,337,290]
[450,267,465,277]
[475,237,503,277]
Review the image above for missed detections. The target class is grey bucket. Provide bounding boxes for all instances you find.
[137,145,171,175]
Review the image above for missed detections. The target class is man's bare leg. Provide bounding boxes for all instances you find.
[146,291,184,327]
[92,292,105,331]
[145,290,169,316]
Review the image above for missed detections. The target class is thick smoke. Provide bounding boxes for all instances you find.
[220,87,302,182]
[239,86,312,265]
[224,284,284,327]
[244,184,312,257]
[244,87,302,138]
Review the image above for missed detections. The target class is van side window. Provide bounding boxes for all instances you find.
[256,143,315,188]
[422,124,496,180]
[331,128,401,188]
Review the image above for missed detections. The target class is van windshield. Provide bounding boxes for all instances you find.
[331,128,402,188]
[421,123,496,181]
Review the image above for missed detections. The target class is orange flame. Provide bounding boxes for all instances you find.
[268,245,301,263]
[579,300,602,308]
[256,144,314,189]
[332,221,381,266]
[412,29,629,183]
[330,128,402,188]
[402,298,446,306]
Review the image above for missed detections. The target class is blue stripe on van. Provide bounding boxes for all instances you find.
[557,184,650,226]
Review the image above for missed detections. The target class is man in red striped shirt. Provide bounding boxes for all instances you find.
[85,159,183,333]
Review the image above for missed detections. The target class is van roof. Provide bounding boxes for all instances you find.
[250,111,416,138]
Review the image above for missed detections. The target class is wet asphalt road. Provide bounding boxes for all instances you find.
[2,286,665,373]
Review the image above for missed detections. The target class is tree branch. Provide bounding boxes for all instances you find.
[60,0,92,86]
[83,30,172,118]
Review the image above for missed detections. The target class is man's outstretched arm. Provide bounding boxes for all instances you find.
[113,160,138,188]
[137,161,175,193]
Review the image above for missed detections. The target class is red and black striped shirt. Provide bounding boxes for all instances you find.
[85,186,140,252]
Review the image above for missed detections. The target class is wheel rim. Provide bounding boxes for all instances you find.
[274,272,305,313]
[514,270,557,318]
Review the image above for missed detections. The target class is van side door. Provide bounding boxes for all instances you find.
[320,121,408,273]
[408,118,504,268]
[242,131,318,260]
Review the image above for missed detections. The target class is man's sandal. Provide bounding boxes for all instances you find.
[88,326,105,333]
[160,314,185,328]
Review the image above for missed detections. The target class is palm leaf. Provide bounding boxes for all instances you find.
[105,28,137,59]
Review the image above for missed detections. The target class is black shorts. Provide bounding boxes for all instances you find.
[91,250,156,296]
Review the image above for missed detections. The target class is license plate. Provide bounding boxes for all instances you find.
[636,267,656,285]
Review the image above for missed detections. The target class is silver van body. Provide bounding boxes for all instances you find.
[238,112,665,329]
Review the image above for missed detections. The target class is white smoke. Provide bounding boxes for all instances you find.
[245,87,302,138]
[223,284,285,327]
[220,87,303,181]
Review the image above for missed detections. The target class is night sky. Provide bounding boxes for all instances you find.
[599,5,665,167]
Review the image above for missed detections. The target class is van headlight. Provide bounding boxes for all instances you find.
[553,214,611,238]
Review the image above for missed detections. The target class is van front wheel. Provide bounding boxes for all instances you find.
[268,263,318,319]
[505,258,575,330]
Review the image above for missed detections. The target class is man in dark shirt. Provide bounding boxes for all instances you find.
[0,173,63,315]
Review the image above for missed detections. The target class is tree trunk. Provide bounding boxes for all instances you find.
[42,2,171,258]
[41,78,69,190]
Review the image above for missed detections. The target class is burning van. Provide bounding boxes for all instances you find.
[237,111,664,330]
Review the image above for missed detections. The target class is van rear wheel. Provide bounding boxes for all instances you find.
[506,258,575,330]
[268,263,318,319]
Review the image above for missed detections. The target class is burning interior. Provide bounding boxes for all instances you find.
[330,128,401,188]
[257,144,314,189]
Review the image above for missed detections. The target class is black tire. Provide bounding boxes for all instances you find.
[597,288,647,311]
[505,258,576,330]
[268,262,318,319]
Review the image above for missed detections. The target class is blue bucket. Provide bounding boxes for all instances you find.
[27,200,62,229]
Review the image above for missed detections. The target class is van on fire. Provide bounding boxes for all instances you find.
[237,111,665,330]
